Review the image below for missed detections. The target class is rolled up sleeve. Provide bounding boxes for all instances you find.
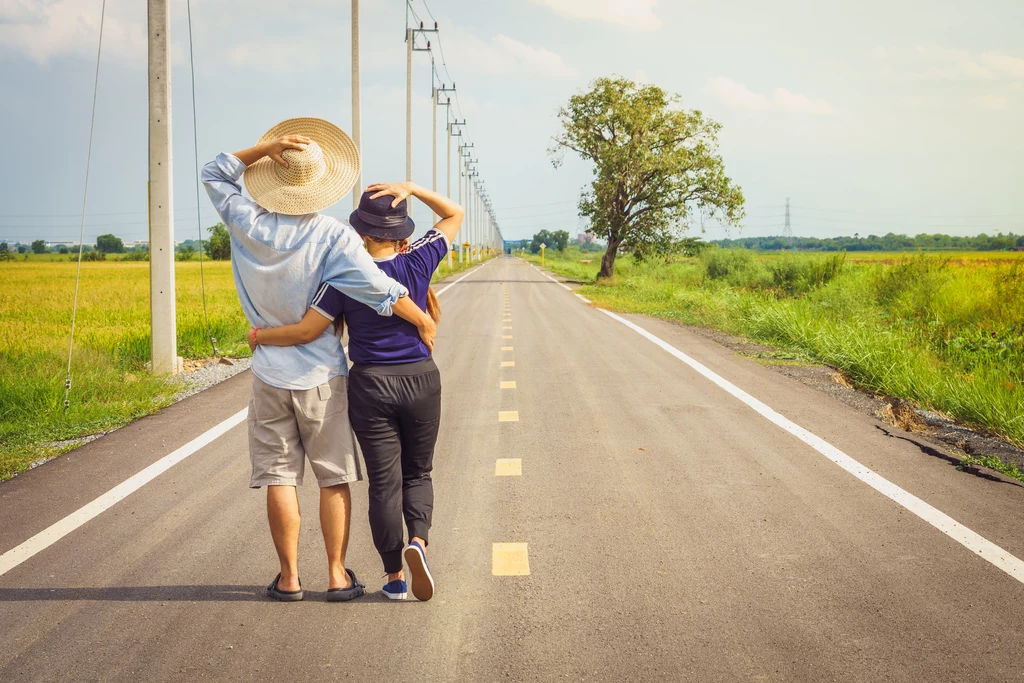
[201,153,265,238]
[322,220,408,316]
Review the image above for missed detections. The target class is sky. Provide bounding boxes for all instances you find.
[1,0,1022,246]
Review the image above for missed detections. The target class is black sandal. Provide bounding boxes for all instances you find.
[326,568,365,602]
[266,573,304,602]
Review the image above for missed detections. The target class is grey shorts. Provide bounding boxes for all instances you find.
[247,374,363,488]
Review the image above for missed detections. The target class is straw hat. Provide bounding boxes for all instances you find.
[243,117,360,215]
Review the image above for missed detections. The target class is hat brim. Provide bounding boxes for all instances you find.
[243,117,359,215]
[349,212,416,241]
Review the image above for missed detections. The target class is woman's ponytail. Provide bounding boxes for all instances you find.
[426,287,441,324]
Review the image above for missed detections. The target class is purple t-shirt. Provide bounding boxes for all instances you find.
[312,229,449,365]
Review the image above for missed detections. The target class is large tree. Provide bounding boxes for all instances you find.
[207,223,231,260]
[550,77,745,278]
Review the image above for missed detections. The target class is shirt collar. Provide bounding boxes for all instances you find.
[372,253,400,262]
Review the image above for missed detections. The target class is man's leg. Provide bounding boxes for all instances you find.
[320,483,352,590]
[267,485,301,592]
[298,376,365,590]
[249,376,306,594]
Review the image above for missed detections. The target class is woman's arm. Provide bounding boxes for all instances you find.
[366,182,464,245]
[250,308,333,349]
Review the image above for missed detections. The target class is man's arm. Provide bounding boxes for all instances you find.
[200,135,310,238]
[393,296,436,352]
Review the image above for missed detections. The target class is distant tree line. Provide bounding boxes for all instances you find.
[1,223,232,262]
[714,232,1024,252]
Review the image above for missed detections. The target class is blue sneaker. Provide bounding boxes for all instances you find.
[404,541,434,601]
[382,579,407,600]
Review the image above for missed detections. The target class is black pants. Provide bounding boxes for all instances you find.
[348,358,442,574]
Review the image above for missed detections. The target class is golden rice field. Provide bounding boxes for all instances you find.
[0,254,480,481]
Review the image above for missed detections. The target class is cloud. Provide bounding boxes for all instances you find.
[444,28,577,80]
[975,94,1008,110]
[0,0,146,64]
[873,45,1024,82]
[706,77,837,115]
[529,0,660,31]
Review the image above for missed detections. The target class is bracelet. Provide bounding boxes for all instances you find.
[249,327,259,345]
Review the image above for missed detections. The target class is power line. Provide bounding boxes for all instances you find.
[64,0,106,413]
[186,0,217,357]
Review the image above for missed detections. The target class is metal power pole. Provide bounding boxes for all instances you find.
[352,0,361,208]
[148,0,177,375]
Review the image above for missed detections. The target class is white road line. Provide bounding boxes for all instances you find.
[533,265,573,291]
[435,259,490,297]
[599,308,1024,585]
[0,259,497,578]
[0,408,249,578]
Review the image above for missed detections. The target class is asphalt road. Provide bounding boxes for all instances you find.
[1,256,1022,682]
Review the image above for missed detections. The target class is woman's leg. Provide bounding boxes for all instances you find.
[347,373,405,576]
[397,369,442,545]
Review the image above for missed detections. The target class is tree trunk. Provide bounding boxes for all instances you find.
[598,239,619,279]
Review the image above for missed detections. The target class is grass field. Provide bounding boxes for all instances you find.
[526,248,1024,457]
[0,252,486,481]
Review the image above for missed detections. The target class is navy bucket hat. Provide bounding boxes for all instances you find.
[349,191,415,240]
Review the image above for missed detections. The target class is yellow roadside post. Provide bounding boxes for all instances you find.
[540,242,546,267]
[462,241,470,265]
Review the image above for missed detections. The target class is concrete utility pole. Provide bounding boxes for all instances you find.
[433,84,454,225]
[405,22,435,224]
[431,86,436,222]
[352,0,361,208]
[148,0,177,375]
[460,143,474,261]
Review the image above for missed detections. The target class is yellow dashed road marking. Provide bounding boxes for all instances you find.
[498,410,519,422]
[495,459,522,476]
[492,543,530,576]
[500,381,517,389]
[502,335,512,339]
[503,326,512,330]
[501,361,515,367]
[502,346,513,351]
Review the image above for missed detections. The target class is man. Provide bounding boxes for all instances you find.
[202,117,436,602]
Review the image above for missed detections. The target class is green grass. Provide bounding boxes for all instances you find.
[526,248,1024,452]
[0,260,248,480]
[0,251,486,481]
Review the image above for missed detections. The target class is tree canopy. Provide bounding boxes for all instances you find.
[529,229,569,253]
[96,233,124,254]
[207,223,231,260]
[550,77,744,278]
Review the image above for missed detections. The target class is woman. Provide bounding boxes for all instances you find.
[249,181,463,602]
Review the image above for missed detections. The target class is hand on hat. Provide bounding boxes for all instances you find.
[367,182,415,209]
[262,135,312,168]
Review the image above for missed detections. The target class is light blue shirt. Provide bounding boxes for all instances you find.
[202,152,408,390]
